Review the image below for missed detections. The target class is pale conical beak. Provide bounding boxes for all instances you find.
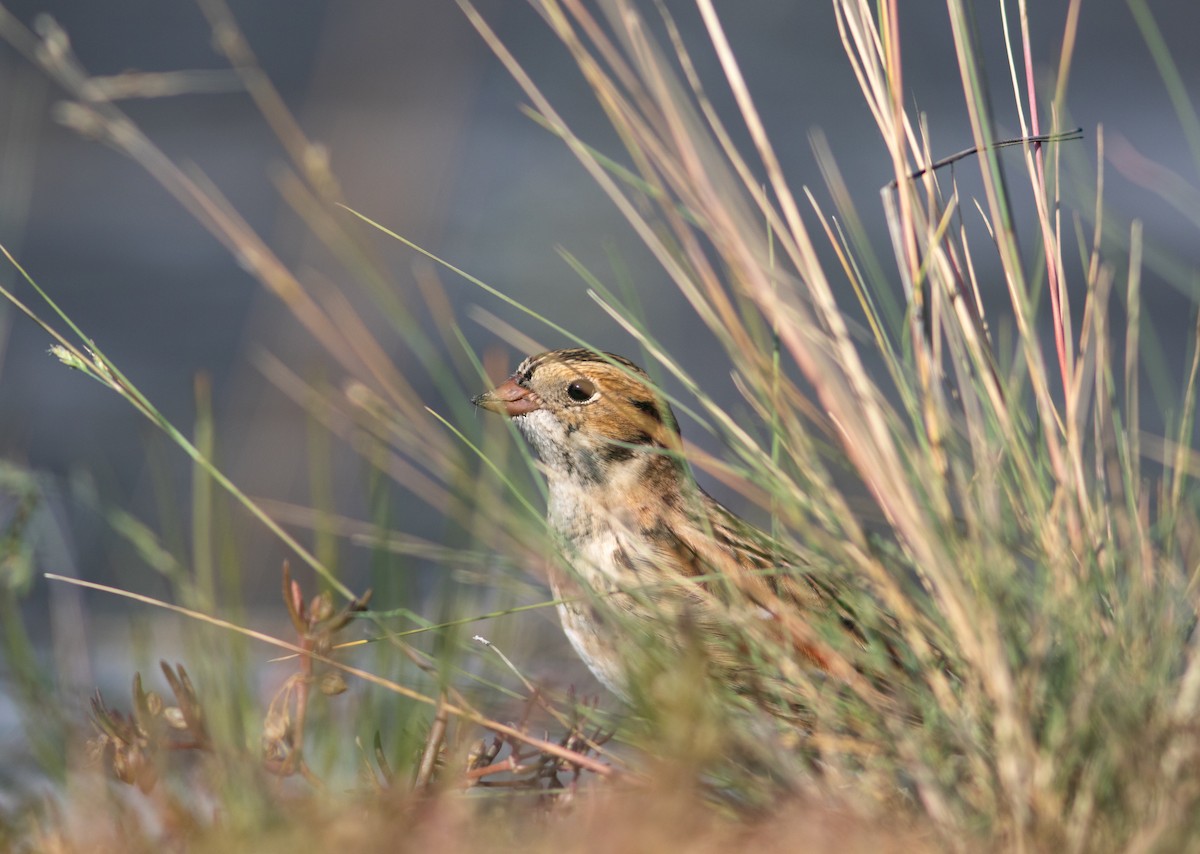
[471,377,541,417]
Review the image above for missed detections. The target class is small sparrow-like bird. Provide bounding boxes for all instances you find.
[473,348,862,703]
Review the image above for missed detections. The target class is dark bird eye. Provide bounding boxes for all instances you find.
[566,378,596,402]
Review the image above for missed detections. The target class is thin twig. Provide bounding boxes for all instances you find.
[883,128,1084,190]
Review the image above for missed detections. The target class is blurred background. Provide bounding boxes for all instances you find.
[0,0,1198,790]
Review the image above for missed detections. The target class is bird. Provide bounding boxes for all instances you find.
[472,348,874,708]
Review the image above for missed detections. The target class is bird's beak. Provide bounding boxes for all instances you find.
[471,377,541,417]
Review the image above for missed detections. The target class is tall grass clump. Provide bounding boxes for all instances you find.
[1,0,1199,850]
[479,0,1200,844]
[458,0,1200,847]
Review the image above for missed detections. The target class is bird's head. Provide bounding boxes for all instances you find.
[472,349,681,487]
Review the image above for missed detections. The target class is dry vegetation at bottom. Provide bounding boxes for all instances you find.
[23,781,936,854]
[15,565,945,853]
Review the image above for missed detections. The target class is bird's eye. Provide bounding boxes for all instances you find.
[566,378,596,403]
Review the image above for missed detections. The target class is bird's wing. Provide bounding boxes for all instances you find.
[628,491,870,677]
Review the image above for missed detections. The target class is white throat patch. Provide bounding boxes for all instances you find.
[513,410,572,474]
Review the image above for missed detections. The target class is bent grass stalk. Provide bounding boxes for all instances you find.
[44,573,613,777]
